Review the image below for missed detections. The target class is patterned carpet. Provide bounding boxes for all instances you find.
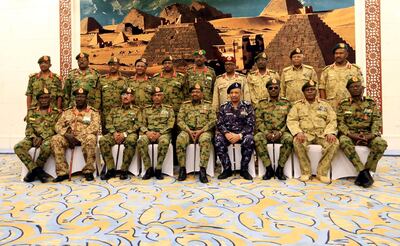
[0,155,399,245]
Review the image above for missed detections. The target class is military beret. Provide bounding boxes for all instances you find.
[346,76,362,88]
[254,52,268,61]
[301,80,317,92]
[266,78,281,88]
[194,49,206,56]
[121,87,133,95]
[75,52,89,60]
[38,55,51,64]
[223,55,236,64]
[162,55,173,64]
[36,88,50,99]
[151,86,163,95]
[135,58,147,66]
[189,83,203,92]
[227,82,241,94]
[290,48,302,58]
[332,43,348,53]
[108,56,120,64]
[72,87,89,96]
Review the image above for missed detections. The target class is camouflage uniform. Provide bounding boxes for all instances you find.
[126,75,153,109]
[319,62,363,110]
[280,65,318,102]
[176,100,216,168]
[254,98,293,167]
[14,107,60,172]
[216,101,255,170]
[338,97,387,172]
[51,106,100,176]
[212,72,250,112]
[287,99,339,177]
[99,104,142,171]
[137,104,175,169]
[26,72,63,109]
[245,69,280,104]
[64,68,101,109]
[185,66,216,101]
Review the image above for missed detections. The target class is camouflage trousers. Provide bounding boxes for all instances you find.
[99,133,138,171]
[293,136,339,176]
[339,135,387,172]
[137,134,171,170]
[14,137,52,172]
[51,134,97,176]
[254,132,293,167]
[215,133,254,170]
[176,131,213,168]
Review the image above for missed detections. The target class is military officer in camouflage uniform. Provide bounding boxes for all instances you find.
[26,55,63,111]
[126,58,153,109]
[15,89,60,183]
[52,88,100,182]
[64,52,101,110]
[184,49,216,101]
[319,43,364,110]
[100,56,127,133]
[245,52,280,104]
[280,48,318,102]
[99,87,141,180]
[137,86,175,180]
[338,77,387,188]
[216,82,255,180]
[176,83,216,183]
[254,79,293,180]
[212,56,250,112]
[287,81,339,183]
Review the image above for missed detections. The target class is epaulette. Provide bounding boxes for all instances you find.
[64,106,73,110]
[100,74,108,78]
[152,73,160,77]
[88,106,98,112]
[267,69,277,73]
[364,96,375,102]
[216,74,223,78]
[280,97,290,102]
[177,72,184,77]
[303,64,313,69]
[221,101,230,106]
[53,73,61,80]
[242,100,252,105]
[282,66,291,72]
[322,65,331,71]
[182,100,192,104]
[340,98,351,104]
[144,105,152,108]
[203,100,212,104]
[293,99,304,105]
[258,98,268,103]
[163,104,172,108]
[29,73,37,78]
[351,64,361,69]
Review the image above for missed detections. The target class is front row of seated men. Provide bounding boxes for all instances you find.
[14,77,387,188]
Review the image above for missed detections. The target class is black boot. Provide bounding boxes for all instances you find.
[142,168,154,180]
[275,166,286,180]
[355,170,366,186]
[53,174,69,183]
[84,173,94,181]
[218,168,233,179]
[33,167,48,183]
[362,169,374,188]
[101,169,116,180]
[177,167,187,181]
[240,170,253,180]
[23,171,36,182]
[262,165,275,180]
[199,167,208,183]
[119,170,129,180]
[155,169,164,180]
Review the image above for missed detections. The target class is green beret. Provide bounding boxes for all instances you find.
[254,52,268,62]
[227,82,241,94]
[37,55,51,64]
[266,78,280,88]
[194,49,206,56]
[121,87,133,95]
[346,76,362,88]
[301,80,317,92]
[151,86,163,95]
[290,48,302,58]
[332,43,348,53]
[135,58,147,66]
[108,56,120,64]
[75,52,89,60]
[72,87,89,96]
[162,55,173,64]
[189,83,203,92]
[36,88,50,99]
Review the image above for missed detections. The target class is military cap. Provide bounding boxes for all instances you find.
[162,55,173,64]
[108,56,120,64]
[266,78,281,88]
[227,82,241,94]
[194,49,206,56]
[135,57,147,66]
[151,86,163,95]
[223,55,236,64]
[346,76,362,88]
[301,80,317,92]
[254,52,268,61]
[72,87,89,96]
[37,55,51,64]
[332,43,348,53]
[290,48,302,58]
[36,88,50,99]
[75,52,89,60]
[189,83,203,92]
[121,87,134,95]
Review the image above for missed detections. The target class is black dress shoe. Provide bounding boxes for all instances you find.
[240,170,253,180]
[119,171,129,180]
[275,166,286,180]
[53,175,69,183]
[262,165,275,180]
[84,173,94,181]
[33,167,48,183]
[177,167,187,181]
[361,169,374,188]
[199,167,208,183]
[142,168,154,180]
[23,171,36,182]
[355,170,366,186]
[155,169,164,180]
[218,168,233,179]
[100,169,116,180]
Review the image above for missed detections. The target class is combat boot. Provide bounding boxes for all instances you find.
[101,169,116,180]
[119,170,129,180]
[218,168,232,179]
[262,165,275,180]
[33,167,47,183]
[142,168,154,180]
[85,173,94,181]
[199,167,208,183]
[53,175,69,183]
[240,170,253,180]
[177,167,187,181]
[23,171,36,182]
[154,169,164,180]
[275,165,286,180]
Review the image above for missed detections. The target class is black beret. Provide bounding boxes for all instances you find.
[301,80,317,92]
[290,48,302,58]
[332,43,348,53]
[266,78,280,88]
[346,76,362,88]
[38,55,51,64]
[75,52,89,60]
[73,87,89,96]
[227,82,241,94]
[121,87,134,95]
[135,58,148,66]
[162,55,173,64]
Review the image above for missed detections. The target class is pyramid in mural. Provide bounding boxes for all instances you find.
[265,14,355,74]
[81,17,103,34]
[260,0,303,17]
[88,33,104,48]
[143,21,224,66]
[113,32,129,45]
[116,8,164,33]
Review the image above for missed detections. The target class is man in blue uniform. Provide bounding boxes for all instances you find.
[215,82,255,180]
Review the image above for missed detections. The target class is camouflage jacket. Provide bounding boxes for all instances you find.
[184,66,216,101]
[151,71,186,113]
[106,104,141,135]
[255,97,291,134]
[26,72,63,109]
[245,69,280,104]
[177,100,216,132]
[126,75,153,109]
[25,107,60,140]
[55,106,100,136]
[100,73,127,115]
[140,104,175,135]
